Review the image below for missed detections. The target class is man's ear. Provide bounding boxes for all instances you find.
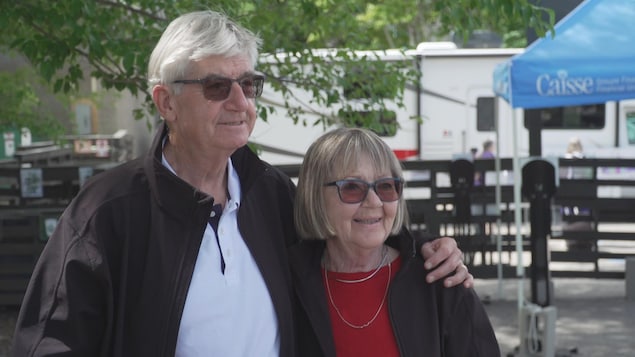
[152,84,177,122]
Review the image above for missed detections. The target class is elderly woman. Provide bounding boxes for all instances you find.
[290,127,500,356]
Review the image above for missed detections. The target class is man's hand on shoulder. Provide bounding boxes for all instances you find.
[421,237,474,288]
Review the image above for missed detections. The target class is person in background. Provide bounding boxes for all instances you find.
[474,139,495,186]
[290,127,500,356]
[12,10,472,356]
[562,136,594,251]
[564,136,584,159]
[479,139,495,159]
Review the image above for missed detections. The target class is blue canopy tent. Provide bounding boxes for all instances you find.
[490,0,635,339]
[494,0,635,109]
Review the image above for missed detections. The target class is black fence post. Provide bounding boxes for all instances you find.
[449,159,474,223]
[522,159,556,307]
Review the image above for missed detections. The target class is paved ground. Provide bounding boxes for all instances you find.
[1,278,633,356]
[474,278,635,357]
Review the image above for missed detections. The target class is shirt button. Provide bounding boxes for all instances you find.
[210,211,216,217]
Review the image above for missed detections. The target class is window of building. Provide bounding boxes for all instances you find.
[476,97,496,131]
[627,112,635,145]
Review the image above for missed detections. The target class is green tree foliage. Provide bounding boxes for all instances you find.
[0,0,553,131]
[0,67,65,139]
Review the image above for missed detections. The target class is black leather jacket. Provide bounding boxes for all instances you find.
[13,122,297,356]
[289,230,500,357]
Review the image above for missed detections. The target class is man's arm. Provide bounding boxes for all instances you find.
[12,220,107,356]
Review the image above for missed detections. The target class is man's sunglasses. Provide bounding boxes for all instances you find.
[173,73,265,101]
[324,177,403,204]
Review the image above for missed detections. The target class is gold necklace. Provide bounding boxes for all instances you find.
[325,245,388,284]
[324,259,391,329]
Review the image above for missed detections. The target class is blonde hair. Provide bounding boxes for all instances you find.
[566,137,583,154]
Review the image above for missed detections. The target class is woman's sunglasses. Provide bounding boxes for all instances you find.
[324,177,403,204]
[173,72,265,101]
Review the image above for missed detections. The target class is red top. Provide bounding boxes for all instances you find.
[322,256,403,357]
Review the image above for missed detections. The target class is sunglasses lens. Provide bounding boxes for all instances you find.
[375,179,401,201]
[202,78,232,100]
[338,181,369,203]
[240,77,264,98]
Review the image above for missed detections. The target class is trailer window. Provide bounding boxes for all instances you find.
[524,104,605,129]
[627,112,635,144]
[338,109,397,137]
[476,97,495,131]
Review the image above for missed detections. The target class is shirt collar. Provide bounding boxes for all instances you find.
[226,158,241,211]
[161,137,241,210]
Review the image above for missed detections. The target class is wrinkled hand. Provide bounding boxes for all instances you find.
[421,237,473,288]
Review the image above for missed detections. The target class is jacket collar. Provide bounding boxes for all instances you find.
[288,229,418,355]
[143,121,269,221]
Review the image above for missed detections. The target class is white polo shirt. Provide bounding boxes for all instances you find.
[162,155,280,356]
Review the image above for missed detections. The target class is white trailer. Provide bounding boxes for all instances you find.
[250,42,635,165]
